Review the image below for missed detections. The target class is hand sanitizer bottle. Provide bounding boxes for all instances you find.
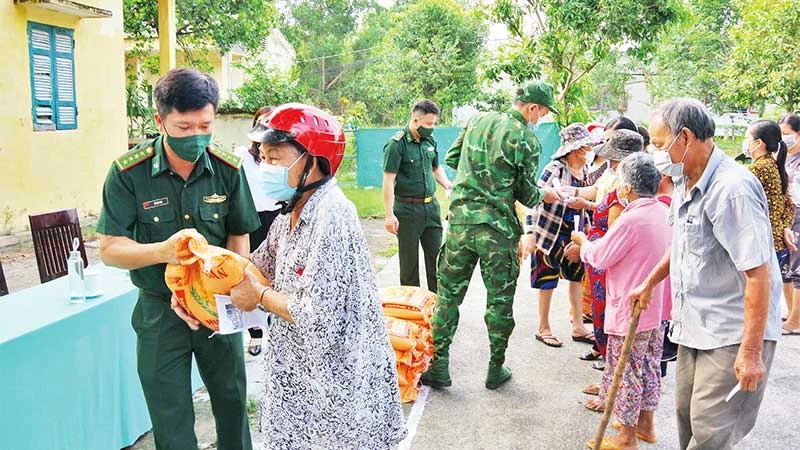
[68,237,85,303]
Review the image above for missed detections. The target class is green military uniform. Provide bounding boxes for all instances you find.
[383,126,442,293]
[96,136,261,450]
[424,108,546,388]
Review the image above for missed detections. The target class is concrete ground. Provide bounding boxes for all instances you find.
[5,220,798,449]
[377,254,800,450]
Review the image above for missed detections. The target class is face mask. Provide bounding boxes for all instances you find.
[742,139,754,158]
[784,134,797,148]
[417,126,434,139]
[260,154,303,201]
[653,134,688,178]
[164,132,212,163]
[527,106,540,128]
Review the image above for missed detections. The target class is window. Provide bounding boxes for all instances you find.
[27,22,77,131]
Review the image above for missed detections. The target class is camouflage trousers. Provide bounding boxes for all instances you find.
[432,224,520,367]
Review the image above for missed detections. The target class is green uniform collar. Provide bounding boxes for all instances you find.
[151,135,215,178]
[509,108,527,126]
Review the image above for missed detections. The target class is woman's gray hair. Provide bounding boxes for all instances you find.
[654,98,716,141]
[617,153,660,198]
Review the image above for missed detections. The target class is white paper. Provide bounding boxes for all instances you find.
[724,382,741,402]
[214,294,267,335]
[573,216,581,232]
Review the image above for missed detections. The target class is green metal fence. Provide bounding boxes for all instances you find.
[354,123,561,188]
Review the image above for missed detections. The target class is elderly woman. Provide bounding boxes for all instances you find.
[230,104,407,449]
[565,130,643,373]
[523,123,601,347]
[781,113,800,331]
[570,153,671,450]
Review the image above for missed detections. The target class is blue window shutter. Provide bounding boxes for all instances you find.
[27,23,55,130]
[52,27,77,130]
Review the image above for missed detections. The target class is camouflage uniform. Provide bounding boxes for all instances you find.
[428,108,547,385]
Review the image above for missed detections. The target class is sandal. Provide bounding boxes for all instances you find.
[579,350,602,361]
[584,398,605,413]
[612,421,657,443]
[582,383,600,396]
[535,333,563,348]
[592,360,605,371]
[247,338,262,356]
[582,313,593,324]
[586,437,623,450]
[572,333,596,345]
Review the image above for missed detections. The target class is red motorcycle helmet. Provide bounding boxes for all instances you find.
[247,103,346,175]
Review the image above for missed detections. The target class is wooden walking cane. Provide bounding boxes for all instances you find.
[591,300,644,450]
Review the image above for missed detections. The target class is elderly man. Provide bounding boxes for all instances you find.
[630,98,782,450]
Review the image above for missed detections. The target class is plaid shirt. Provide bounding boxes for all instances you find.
[527,159,588,255]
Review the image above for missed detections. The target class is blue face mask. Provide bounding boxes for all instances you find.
[260,154,303,201]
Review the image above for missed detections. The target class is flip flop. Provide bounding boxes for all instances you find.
[572,333,596,345]
[583,398,605,413]
[582,313,594,323]
[586,437,623,450]
[536,333,563,348]
[782,327,800,336]
[582,383,600,396]
[612,421,657,443]
[592,360,605,371]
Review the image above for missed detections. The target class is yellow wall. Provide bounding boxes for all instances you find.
[0,0,127,233]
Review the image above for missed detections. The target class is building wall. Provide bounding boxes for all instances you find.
[0,0,127,233]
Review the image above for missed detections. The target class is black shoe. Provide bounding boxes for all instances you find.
[579,350,602,361]
[248,345,262,356]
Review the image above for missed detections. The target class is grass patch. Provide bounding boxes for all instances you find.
[378,243,398,258]
[247,396,259,428]
[340,185,385,219]
[716,136,744,159]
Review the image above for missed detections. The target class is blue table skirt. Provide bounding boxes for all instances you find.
[0,266,202,450]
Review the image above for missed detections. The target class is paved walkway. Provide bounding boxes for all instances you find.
[376,251,800,450]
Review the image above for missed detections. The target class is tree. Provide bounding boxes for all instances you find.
[720,0,800,111]
[645,0,736,111]
[123,0,279,54]
[488,0,679,123]
[342,0,487,125]
[234,60,304,112]
[281,0,375,110]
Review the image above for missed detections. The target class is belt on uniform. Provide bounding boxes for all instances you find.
[397,196,433,204]
[140,289,171,301]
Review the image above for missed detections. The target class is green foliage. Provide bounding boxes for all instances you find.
[584,55,632,115]
[233,60,304,113]
[488,0,679,122]
[123,0,278,53]
[720,0,800,111]
[126,79,157,138]
[342,0,487,125]
[645,0,735,111]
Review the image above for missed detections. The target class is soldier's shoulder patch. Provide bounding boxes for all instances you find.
[115,145,155,172]
[391,130,405,142]
[208,146,242,170]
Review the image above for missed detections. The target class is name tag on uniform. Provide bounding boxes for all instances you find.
[142,197,169,210]
[203,194,227,204]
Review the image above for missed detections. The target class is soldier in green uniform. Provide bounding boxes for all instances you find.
[97,68,260,450]
[421,82,563,390]
[383,99,452,293]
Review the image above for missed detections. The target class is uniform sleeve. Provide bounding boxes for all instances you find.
[383,140,402,173]
[225,169,261,235]
[431,139,440,169]
[514,137,546,208]
[96,164,137,238]
[445,126,466,169]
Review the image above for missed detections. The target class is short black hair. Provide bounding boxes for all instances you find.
[605,116,637,133]
[154,67,219,117]
[412,99,440,117]
[779,113,800,133]
[637,126,651,147]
